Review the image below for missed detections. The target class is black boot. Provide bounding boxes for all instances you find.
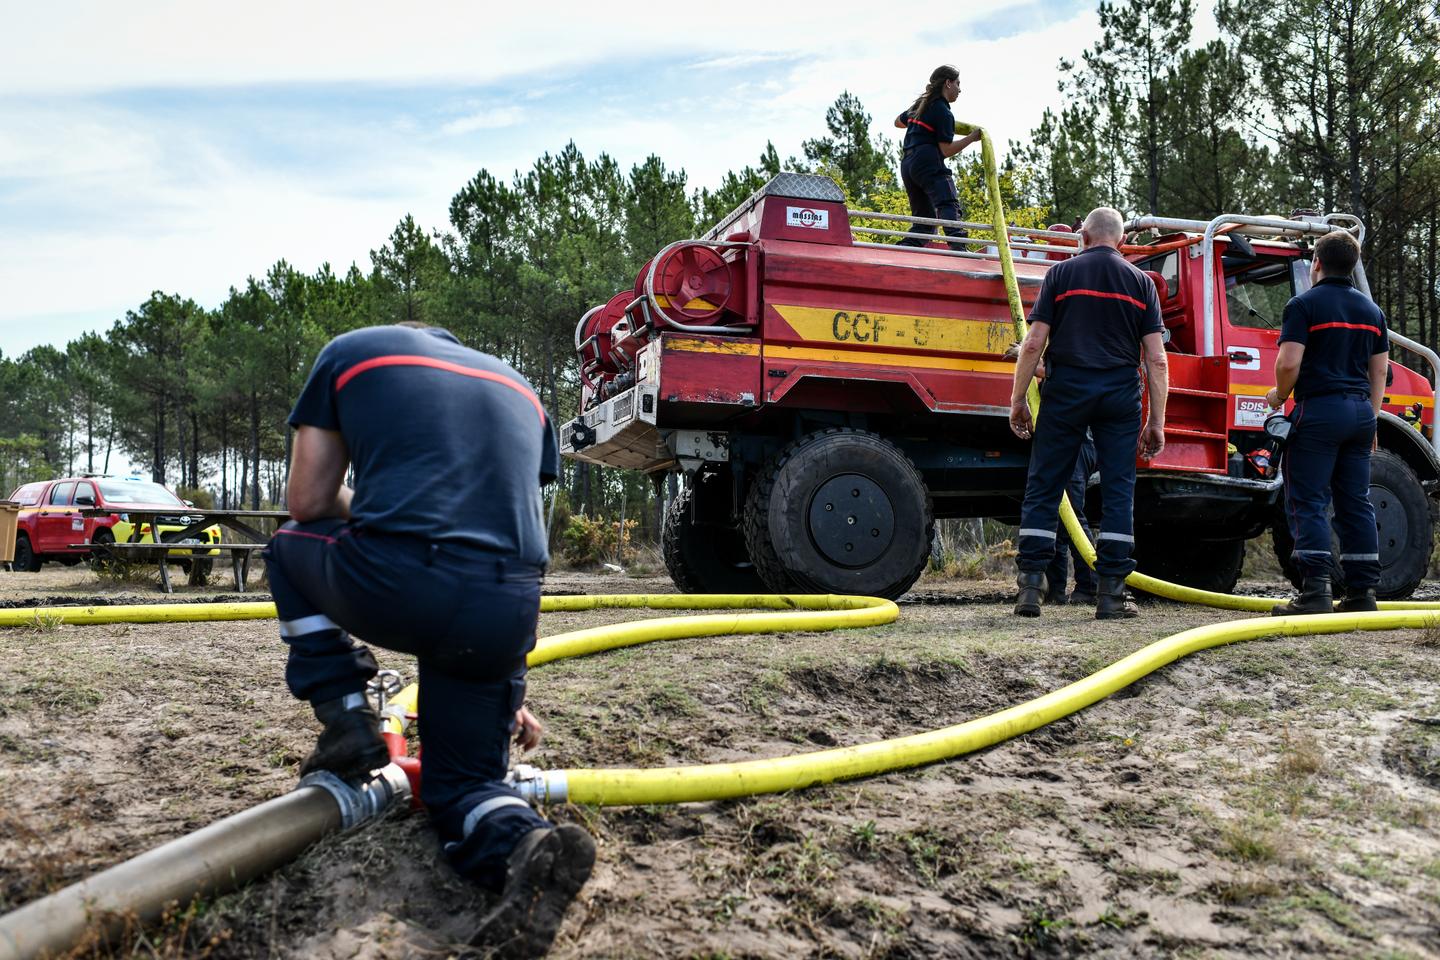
[1336,587,1377,613]
[470,824,597,958]
[1014,571,1047,617]
[1271,576,1333,616]
[1044,583,1070,605]
[300,692,389,780]
[1095,575,1138,620]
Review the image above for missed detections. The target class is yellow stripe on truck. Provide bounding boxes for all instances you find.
[773,304,1015,355]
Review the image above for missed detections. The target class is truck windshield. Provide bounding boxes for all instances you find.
[97,480,186,507]
[1225,259,1294,330]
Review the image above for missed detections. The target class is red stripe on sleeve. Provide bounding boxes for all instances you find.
[335,355,546,424]
[909,118,935,132]
[1053,288,1148,311]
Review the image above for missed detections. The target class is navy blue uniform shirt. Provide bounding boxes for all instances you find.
[1278,276,1388,400]
[896,98,955,157]
[289,325,558,565]
[1029,245,1164,369]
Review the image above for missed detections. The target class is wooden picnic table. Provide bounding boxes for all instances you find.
[78,508,290,593]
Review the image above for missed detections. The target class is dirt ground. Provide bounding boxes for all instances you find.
[2,559,1439,959]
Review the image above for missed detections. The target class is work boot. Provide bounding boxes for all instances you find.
[1069,587,1097,607]
[1336,587,1378,613]
[1271,576,1333,616]
[299,692,389,781]
[1014,572,1047,617]
[1095,575,1139,620]
[470,824,597,959]
[1044,583,1070,606]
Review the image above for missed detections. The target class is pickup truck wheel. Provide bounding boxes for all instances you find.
[662,486,766,594]
[1271,448,1432,600]
[12,532,41,572]
[89,528,116,571]
[1132,534,1244,596]
[744,428,932,599]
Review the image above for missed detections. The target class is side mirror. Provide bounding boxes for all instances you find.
[75,495,96,507]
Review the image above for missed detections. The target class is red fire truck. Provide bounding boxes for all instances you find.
[561,174,1439,600]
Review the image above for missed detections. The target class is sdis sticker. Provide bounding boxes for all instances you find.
[1235,396,1270,427]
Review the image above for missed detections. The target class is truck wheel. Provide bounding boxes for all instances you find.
[743,428,932,599]
[12,532,41,572]
[662,486,766,594]
[89,528,116,571]
[1271,448,1432,599]
[1132,535,1244,595]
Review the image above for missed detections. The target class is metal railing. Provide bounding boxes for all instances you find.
[846,209,1082,262]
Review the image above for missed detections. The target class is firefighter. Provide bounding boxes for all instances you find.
[264,322,593,957]
[1265,230,1389,615]
[1008,207,1169,619]
[893,64,980,247]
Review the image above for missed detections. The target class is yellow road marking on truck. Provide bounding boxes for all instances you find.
[772,304,1014,355]
[664,338,761,356]
[766,344,1015,375]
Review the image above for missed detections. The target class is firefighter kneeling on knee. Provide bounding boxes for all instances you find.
[1008,207,1170,620]
[1266,229,1389,616]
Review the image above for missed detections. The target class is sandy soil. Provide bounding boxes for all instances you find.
[1,561,1438,959]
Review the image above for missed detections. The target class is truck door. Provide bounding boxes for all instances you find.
[1217,254,1304,433]
[72,481,100,544]
[36,481,76,552]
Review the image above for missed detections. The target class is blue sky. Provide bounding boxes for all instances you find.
[1,0,1211,358]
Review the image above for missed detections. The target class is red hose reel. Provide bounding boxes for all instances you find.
[646,243,735,323]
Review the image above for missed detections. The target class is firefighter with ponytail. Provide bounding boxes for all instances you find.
[893,64,981,247]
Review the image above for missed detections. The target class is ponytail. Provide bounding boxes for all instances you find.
[908,64,959,119]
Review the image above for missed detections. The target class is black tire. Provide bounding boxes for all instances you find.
[1132,534,1244,596]
[662,486,766,594]
[89,528,116,571]
[12,533,41,572]
[743,428,932,599]
[1271,448,1432,600]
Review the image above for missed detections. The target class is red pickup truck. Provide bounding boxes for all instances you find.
[7,475,220,573]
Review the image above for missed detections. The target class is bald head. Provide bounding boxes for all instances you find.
[1081,207,1125,248]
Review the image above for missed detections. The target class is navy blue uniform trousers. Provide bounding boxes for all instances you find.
[1280,393,1380,588]
[898,151,964,247]
[1046,432,1099,595]
[264,520,548,890]
[1018,365,1142,578]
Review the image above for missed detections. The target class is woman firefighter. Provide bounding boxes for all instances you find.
[893,64,981,246]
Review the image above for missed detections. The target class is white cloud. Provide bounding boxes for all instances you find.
[441,106,526,136]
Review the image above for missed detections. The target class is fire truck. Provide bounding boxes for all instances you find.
[561,173,1439,600]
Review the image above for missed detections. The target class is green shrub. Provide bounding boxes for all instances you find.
[561,514,638,566]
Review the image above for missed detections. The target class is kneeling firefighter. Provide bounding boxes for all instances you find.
[264,321,593,958]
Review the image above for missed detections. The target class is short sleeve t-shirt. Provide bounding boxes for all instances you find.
[1278,276,1389,400]
[289,325,558,565]
[897,98,956,155]
[1029,246,1164,369]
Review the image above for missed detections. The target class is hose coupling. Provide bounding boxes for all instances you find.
[299,762,413,831]
[506,764,567,805]
[367,669,405,714]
